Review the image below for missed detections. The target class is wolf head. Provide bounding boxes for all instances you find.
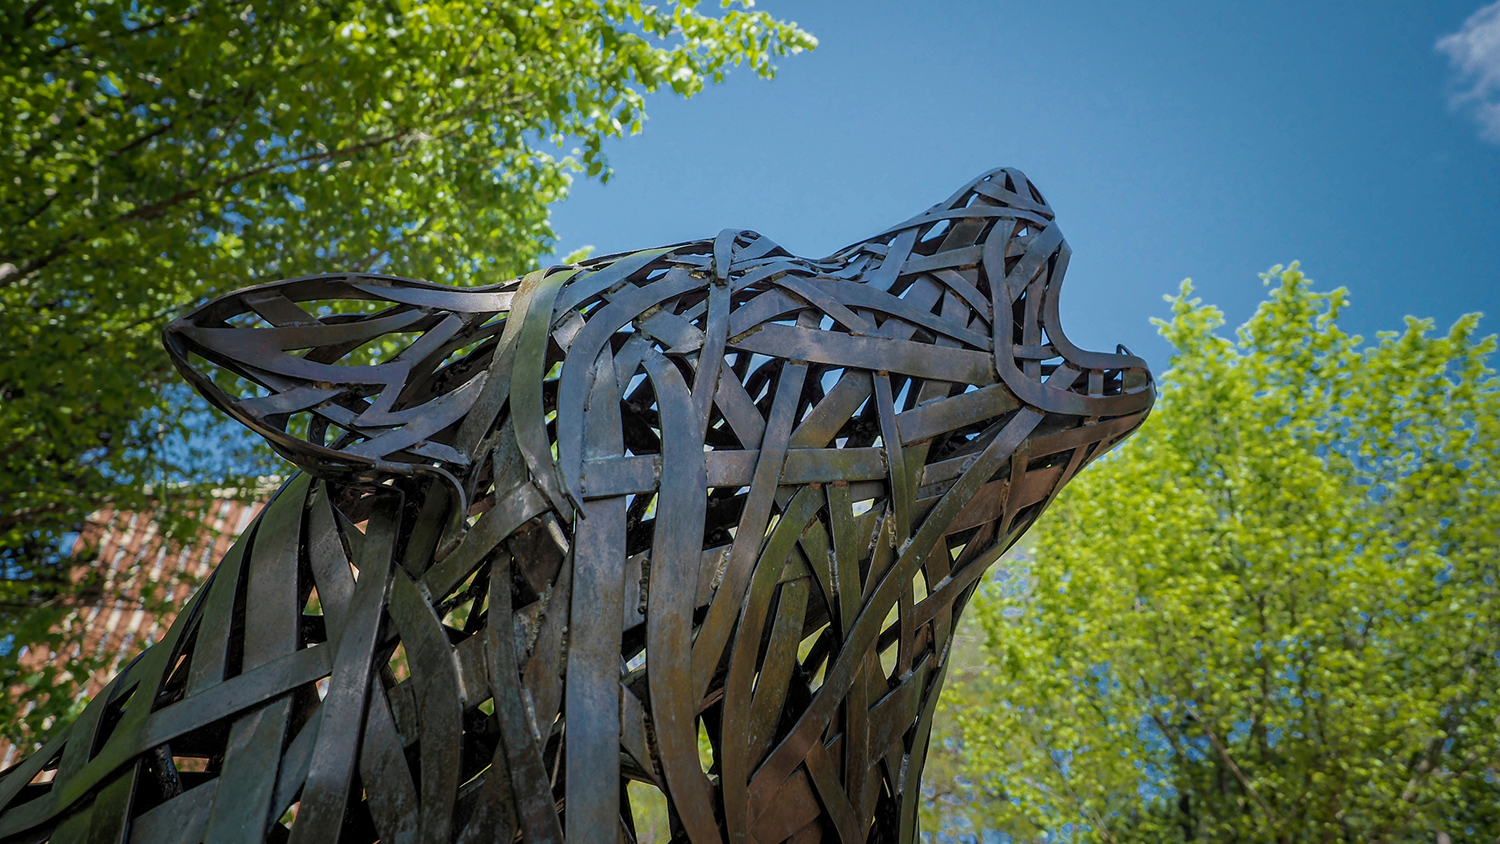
[165,166,1151,495]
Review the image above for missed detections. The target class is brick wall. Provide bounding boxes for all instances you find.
[0,496,264,768]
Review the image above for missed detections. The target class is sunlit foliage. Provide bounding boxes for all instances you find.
[932,267,1500,842]
[0,0,812,751]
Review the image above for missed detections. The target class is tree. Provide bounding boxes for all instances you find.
[930,267,1500,842]
[0,0,813,749]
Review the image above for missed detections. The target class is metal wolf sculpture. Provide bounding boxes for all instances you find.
[0,168,1152,844]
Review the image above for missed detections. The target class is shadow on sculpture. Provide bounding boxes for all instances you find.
[0,168,1152,844]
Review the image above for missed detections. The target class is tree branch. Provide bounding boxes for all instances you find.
[1,128,433,291]
[22,0,51,28]
[1184,705,1285,837]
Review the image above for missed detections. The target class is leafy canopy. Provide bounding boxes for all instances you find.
[932,267,1500,842]
[0,0,812,748]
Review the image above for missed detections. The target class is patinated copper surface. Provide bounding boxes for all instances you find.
[0,168,1152,844]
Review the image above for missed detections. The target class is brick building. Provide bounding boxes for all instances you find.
[0,496,265,769]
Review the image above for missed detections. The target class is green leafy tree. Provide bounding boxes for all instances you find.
[0,0,812,749]
[932,266,1500,842]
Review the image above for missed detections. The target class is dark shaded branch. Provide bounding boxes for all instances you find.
[22,0,50,27]
[1184,705,1285,837]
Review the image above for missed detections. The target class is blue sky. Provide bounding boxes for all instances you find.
[549,0,1500,373]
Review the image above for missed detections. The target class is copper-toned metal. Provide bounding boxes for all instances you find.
[0,168,1152,844]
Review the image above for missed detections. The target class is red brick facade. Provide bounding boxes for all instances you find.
[0,497,264,768]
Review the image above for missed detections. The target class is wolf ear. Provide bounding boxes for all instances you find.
[164,273,516,484]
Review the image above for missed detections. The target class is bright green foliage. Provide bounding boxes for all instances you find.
[933,267,1500,842]
[0,0,811,749]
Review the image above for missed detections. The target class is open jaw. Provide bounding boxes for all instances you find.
[1,168,1151,844]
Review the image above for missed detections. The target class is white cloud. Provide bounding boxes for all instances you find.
[1437,1,1500,142]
